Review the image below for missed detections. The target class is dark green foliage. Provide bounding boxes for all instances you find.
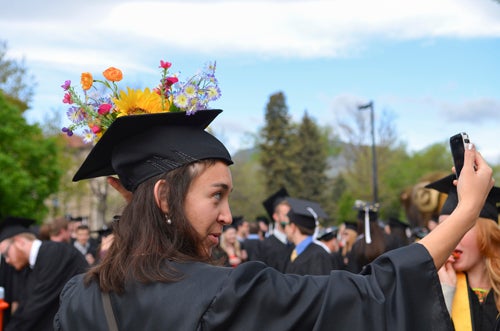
[258,92,296,195]
[0,92,61,221]
[294,111,329,202]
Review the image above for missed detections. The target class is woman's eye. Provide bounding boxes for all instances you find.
[214,192,222,200]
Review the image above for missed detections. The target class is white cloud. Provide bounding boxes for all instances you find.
[2,0,500,63]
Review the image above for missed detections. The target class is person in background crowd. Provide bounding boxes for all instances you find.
[0,217,30,327]
[256,215,270,239]
[48,216,72,243]
[384,216,411,248]
[315,226,340,254]
[284,198,333,275]
[54,62,494,330]
[73,224,98,266]
[67,216,84,243]
[0,216,88,331]
[37,223,51,241]
[220,224,245,268]
[427,174,500,331]
[332,220,358,270]
[242,221,262,262]
[259,188,295,273]
[348,201,395,273]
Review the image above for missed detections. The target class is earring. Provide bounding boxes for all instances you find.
[165,214,172,225]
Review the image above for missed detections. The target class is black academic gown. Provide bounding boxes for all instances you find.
[55,243,454,331]
[463,280,499,330]
[258,234,294,272]
[243,238,262,262]
[6,241,88,331]
[285,242,333,275]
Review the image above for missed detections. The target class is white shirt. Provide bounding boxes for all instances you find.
[29,239,42,269]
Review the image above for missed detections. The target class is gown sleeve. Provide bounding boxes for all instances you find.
[202,243,453,331]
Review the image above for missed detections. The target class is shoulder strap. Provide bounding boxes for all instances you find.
[101,291,119,331]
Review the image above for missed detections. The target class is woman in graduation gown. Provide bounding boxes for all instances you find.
[428,175,500,331]
[54,62,495,331]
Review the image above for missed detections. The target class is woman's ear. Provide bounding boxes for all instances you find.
[154,179,169,213]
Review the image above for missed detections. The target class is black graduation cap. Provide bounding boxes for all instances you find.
[354,200,379,222]
[73,109,233,192]
[388,217,410,229]
[316,226,338,241]
[343,221,358,232]
[255,215,270,225]
[425,174,500,223]
[232,216,244,227]
[262,188,290,221]
[0,216,36,242]
[287,197,328,230]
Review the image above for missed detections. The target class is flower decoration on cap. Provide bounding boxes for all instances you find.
[61,60,221,144]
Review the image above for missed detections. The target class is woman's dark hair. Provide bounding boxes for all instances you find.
[85,159,218,293]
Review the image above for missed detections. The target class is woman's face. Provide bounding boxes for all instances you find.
[184,161,233,255]
[440,215,484,272]
[223,227,237,245]
[453,224,483,272]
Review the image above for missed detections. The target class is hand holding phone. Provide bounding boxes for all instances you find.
[449,132,470,178]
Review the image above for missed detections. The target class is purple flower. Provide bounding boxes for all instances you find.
[61,80,71,91]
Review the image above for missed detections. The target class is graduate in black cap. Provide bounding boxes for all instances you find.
[316,226,339,254]
[427,174,500,331]
[331,220,359,270]
[384,216,411,248]
[258,187,295,272]
[348,201,395,273]
[0,216,88,331]
[283,198,333,275]
[55,60,496,331]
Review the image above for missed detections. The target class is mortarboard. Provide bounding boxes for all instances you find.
[425,174,500,223]
[231,216,244,227]
[316,226,339,241]
[255,215,270,225]
[262,188,290,221]
[73,110,233,192]
[287,198,328,230]
[0,216,36,242]
[343,221,359,232]
[353,200,379,244]
[388,217,410,229]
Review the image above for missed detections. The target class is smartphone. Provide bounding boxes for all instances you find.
[449,132,470,178]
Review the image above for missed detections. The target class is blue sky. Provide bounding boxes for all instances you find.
[1,0,500,163]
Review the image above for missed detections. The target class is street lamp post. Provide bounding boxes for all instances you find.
[358,101,378,204]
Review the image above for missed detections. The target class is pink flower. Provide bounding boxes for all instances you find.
[159,60,172,69]
[63,93,73,104]
[91,125,101,134]
[98,103,112,115]
[61,80,71,91]
[166,76,179,86]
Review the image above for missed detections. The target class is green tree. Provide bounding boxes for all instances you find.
[258,92,296,195]
[0,92,62,221]
[294,111,329,203]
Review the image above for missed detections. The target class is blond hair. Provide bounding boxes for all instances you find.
[476,218,500,312]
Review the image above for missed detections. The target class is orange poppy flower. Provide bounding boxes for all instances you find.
[103,67,123,82]
[81,72,93,90]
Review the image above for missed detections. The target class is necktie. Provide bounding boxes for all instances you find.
[290,249,298,262]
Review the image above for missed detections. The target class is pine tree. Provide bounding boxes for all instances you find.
[258,92,295,194]
[294,111,329,203]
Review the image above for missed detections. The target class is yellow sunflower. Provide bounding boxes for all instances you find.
[113,87,168,117]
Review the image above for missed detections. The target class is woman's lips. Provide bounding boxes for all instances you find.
[208,233,220,246]
[452,250,462,260]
